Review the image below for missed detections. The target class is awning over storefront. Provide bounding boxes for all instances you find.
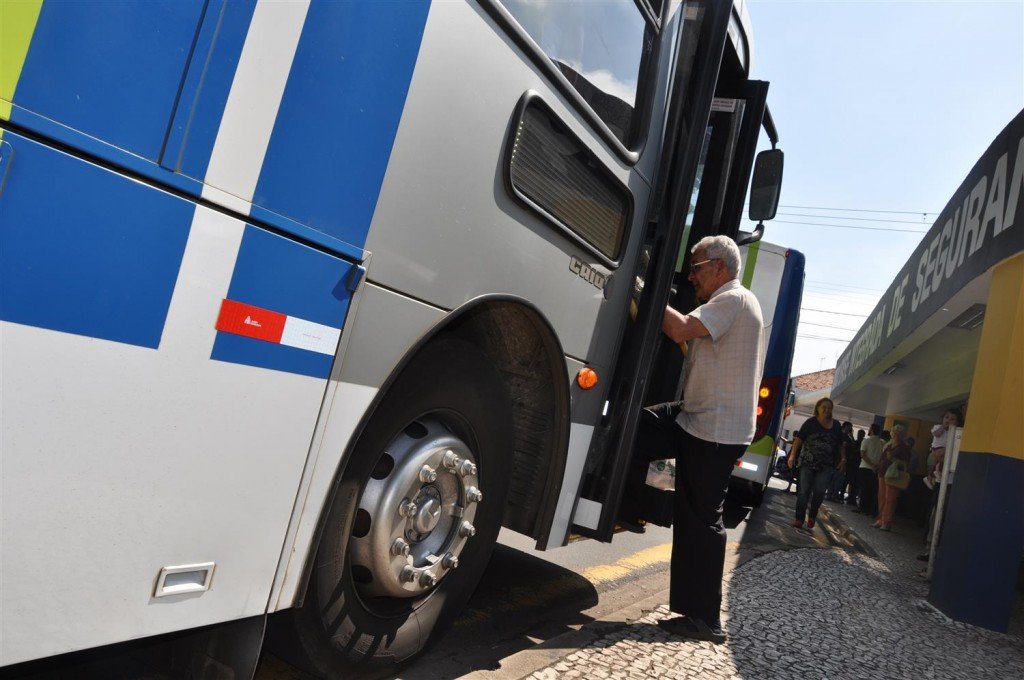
[832,109,1024,418]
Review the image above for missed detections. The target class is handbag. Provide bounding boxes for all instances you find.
[884,460,910,490]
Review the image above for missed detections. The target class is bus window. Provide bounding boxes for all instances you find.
[675,126,714,273]
[501,0,655,146]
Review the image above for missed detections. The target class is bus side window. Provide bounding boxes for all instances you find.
[499,0,655,147]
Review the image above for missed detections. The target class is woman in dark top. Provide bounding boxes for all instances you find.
[787,398,847,529]
[873,423,912,531]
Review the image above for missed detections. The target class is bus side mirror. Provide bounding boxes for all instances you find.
[748,149,784,222]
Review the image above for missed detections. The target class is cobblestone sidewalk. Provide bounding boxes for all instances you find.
[528,508,1024,680]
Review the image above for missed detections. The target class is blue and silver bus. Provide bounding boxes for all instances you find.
[731,241,806,505]
[1,1,784,676]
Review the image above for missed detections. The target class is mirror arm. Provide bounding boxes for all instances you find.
[735,222,764,246]
[762,107,779,149]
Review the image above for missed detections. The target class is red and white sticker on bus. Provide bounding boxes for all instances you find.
[216,299,340,356]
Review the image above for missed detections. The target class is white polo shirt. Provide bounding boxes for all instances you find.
[676,278,765,446]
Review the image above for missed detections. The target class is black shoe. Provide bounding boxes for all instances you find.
[658,616,727,644]
[917,552,930,562]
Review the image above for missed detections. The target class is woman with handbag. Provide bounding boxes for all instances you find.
[874,423,912,531]
[787,398,847,529]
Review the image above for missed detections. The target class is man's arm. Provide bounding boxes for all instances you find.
[662,306,710,344]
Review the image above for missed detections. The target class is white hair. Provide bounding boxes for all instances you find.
[692,235,741,278]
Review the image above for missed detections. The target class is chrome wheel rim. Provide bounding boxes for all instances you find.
[349,417,482,598]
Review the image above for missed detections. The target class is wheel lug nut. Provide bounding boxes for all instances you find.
[400,566,417,583]
[399,499,418,517]
[459,521,476,538]
[420,572,438,588]
[419,465,437,483]
[459,460,477,477]
[442,553,459,570]
[466,487,483,504]
[442,450,460,470]
[391,538,411,557]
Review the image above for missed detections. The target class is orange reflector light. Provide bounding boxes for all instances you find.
[759,386,771,399]
[756,406,764,416]
[577,367,599,390]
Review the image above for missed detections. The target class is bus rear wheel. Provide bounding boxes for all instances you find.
[273,338,513,678]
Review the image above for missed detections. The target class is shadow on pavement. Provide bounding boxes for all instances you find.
[400,542,600,679]
[253,543,600,680]
[728,478,840,569]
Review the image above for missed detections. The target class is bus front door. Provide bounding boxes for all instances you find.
[574,72,775,539]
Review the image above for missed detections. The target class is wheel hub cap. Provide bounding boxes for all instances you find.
[411,488,442,536]
[348,418,481,598]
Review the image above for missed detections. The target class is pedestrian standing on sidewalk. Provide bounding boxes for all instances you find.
[787,398,847,529]
[826,421,854,501]
[874,424,912,531]
[844,428,865,506]
[919,408,962,561]
[924,409,960,491]
[856,424,884,516]
[651,235,764,645]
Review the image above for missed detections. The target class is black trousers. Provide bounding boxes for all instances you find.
[637,406,746,625]
[857,467,878,515]
[844,455,861,503]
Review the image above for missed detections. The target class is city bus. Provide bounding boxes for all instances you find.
[730,242,806,505]
[0,0,784,676]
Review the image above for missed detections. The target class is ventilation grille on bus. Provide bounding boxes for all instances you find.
[507,97,631,263]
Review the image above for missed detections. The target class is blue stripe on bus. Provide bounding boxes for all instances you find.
[164,0,259,177]
[252,0,431,251]
[763,249,805,433]
[11,0,207,162]
[0,132,192,348]
[210,225,354,379]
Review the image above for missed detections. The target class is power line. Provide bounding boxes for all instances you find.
[804,286,879,297]
[774,219,928,234]
[801,295,880,309]
[801,321,861,332]
[803,297,878,308]
[798,334,853,342]
[778,211,933,225]
[803,286,881,300]
[800,307,870,317]
[779,204,939,216]
[806,280,885,293]
[805,283,880,293]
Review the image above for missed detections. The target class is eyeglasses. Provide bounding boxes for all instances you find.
[689,258,719,274]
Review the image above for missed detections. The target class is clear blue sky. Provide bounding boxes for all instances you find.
[743,0,1024,376]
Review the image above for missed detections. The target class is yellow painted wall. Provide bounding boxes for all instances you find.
[960,253,1024,460]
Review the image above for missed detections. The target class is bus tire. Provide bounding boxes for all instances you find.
[273,337,513,678]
